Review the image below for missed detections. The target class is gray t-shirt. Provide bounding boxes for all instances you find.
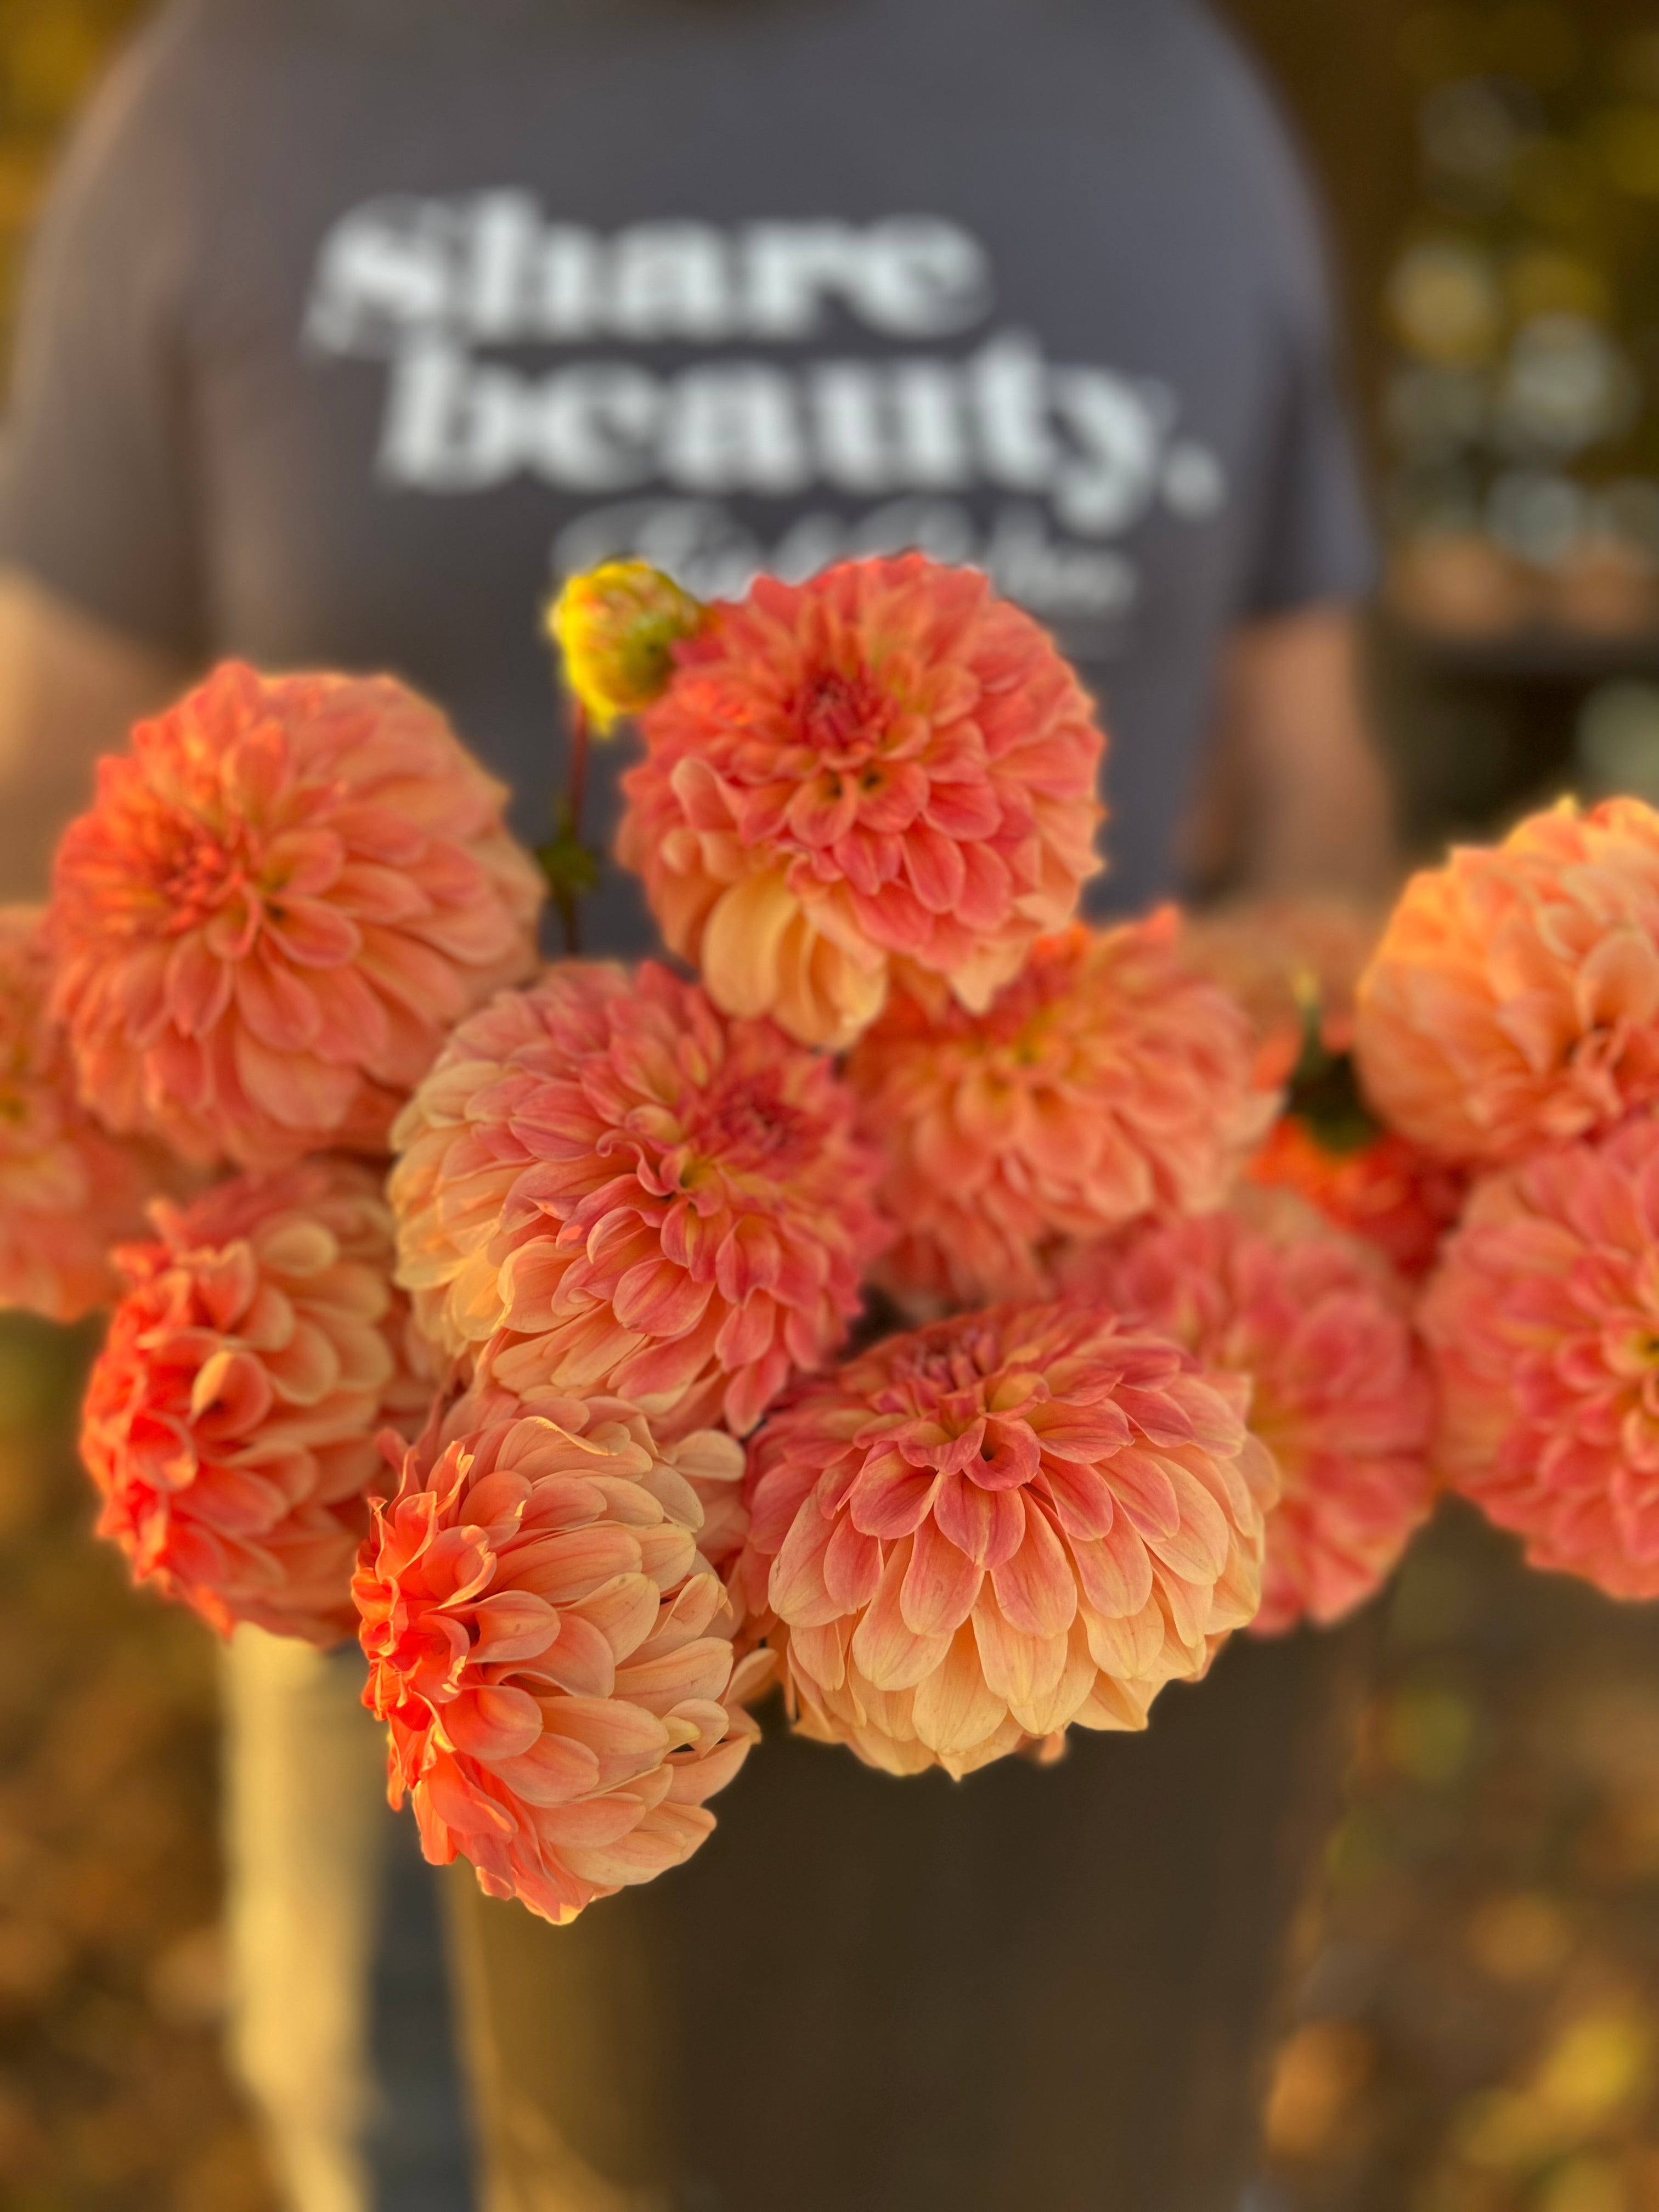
[0,0,1373,951]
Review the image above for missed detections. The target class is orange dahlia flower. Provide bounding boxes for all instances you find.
[1353,799,1659,1168]
[81,1158,432,1644]
[1059,1195,1436,1633]
[354,1385,763,1925]
[1249,1116,1467,1282]
[49,663,543,1171]
[617,555,1105,1049]
[0,906,166,1322]
[734,1301,1276,1778]
[844,914,1274,1306]
[389,962,887,1437]
[1421,1115,1659,1598]
[1182,894,1381,1087]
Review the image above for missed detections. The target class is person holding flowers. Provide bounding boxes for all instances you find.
[0,3,1395,2209]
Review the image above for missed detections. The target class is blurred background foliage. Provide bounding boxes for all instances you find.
[4,2,1659,2209]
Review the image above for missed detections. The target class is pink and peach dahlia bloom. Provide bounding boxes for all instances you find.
[354,1386,761,1925]
[0,906,165,1321]
[1353,799,1659,1169]
[81,1158,431,1644]
[390,962,887,1437]
[1421,1114,1659,1598]
[845,915,1274,1305]
[617,556,1105,1049]
[735,1301,1276,1779]
[1060,1195,1436,1633]
[49,663,543,1170]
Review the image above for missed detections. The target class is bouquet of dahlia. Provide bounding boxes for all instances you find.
[6,551,1651,1930]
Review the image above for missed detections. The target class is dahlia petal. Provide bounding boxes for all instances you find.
[612,1259,712,1337]
[990,1502,1077,1638]
[933,1468,1026,1567]
[234,1030,359,1135]
[910,1623,1007,1757]
[850,1540,952,1692]
[488,1731,602,1808]
[847,1448,939,1539]
[769,1504,839,1627]
[823,1514,883,1611]
[702,873,798,1020]
[469,1590,562,1664]
[443,1685,544,1762]
[900,1514,983,1638]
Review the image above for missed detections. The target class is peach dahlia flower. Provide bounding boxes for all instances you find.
[390,962,887,1437]
[1060,1195,1436,1633]
[845,915,1274,1306]
[49,663,543,1171]
[354,1386,762,1926]
[735,1302,1276,1778]
[81,1158,431,1644]
[1353,799,1659,1168]
[1421,1115,1659,1598]
[617,556,1105,1049]
[0,906,165,1322]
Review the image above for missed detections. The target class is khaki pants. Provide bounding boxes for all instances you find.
[222,1628,388,2212]
[448,1623,1370,2212]
[220,1627,472,2212]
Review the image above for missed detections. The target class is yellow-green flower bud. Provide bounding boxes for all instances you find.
[544,561,707,731]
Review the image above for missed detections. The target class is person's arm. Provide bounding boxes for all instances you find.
[1187,603,1392,901]
[0,568,193,900]
[0,12,212,904]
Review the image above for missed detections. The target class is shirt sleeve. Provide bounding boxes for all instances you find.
[1216,30,1378,622]
[0,8,211,656]
[1238,311,1378,622]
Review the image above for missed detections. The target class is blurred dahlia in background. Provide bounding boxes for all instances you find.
[0,905,168,1322]
[1181,892,1381,1085]
[1059,1193,1436,1634]
[1423,1112,1659,1600]
[845,912,1271,1307]
[1354,798,1659,1170]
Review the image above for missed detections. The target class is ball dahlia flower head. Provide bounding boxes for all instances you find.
[617,555,1106,1050]
[0,905,172,1322]
[1422,1110,1659,1599]
[1354,796,1659,1171]
[390,959,888,1439]
[1058,1193,1436,1634]
[354,1381,764,1926]
[82,1156,432,1645]
[734,1299,1277,1780]
[48,662,544,1171]
[845,910,1275,1306]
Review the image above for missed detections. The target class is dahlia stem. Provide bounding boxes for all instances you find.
[562,697,590,957]
[538,695,600,957]
[569,696,590,845]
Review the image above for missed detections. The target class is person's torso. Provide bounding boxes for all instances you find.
[157,0,1321,949]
